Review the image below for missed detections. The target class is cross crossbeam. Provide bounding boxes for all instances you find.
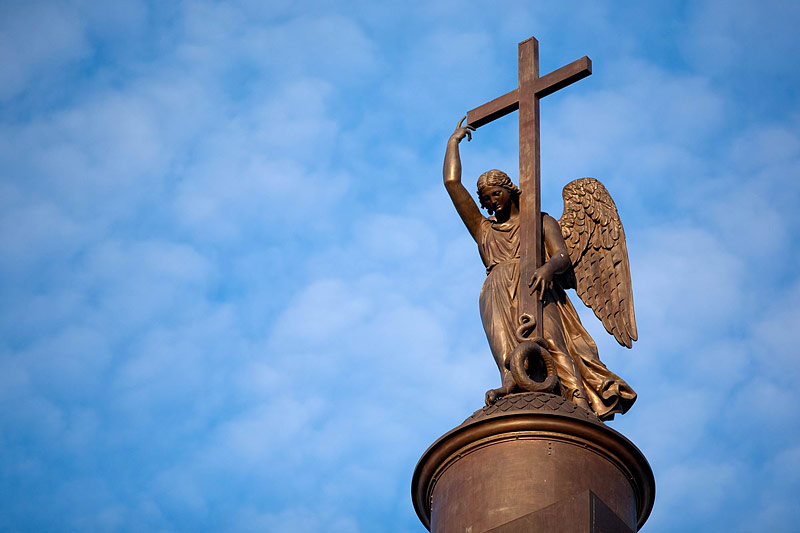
[467,56,591,128]
[465,37,591,338]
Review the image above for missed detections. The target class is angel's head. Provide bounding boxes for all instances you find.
[477,169,520,215]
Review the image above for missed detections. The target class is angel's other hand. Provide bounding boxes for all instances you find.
[529,265,554,299]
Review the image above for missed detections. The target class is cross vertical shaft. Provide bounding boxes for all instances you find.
[517,38,543,337]
[466,36,591,340]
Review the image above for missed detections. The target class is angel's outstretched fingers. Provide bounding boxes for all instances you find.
[529,277,539,296]
[457,116,466,128]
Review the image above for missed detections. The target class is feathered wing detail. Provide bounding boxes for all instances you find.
[558,178,638,348]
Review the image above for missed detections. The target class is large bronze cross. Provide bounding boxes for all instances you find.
[466,36,591,338]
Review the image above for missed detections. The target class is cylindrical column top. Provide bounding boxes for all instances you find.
[411,393,655,532]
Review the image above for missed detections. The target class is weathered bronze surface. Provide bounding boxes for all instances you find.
[485,490,634,533]
[411,393,655,533]
[444,37,637,419]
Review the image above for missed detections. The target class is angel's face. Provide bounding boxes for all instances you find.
[480,186,512,215]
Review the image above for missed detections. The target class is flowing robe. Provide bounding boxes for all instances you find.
[477,214,636,420]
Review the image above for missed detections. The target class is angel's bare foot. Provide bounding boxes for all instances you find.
[485,384,513,405]
[568,389,591,411]
[575,392,591,411]
[485,388,499,405]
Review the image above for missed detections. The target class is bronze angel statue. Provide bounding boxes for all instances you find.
[444,119,637,421]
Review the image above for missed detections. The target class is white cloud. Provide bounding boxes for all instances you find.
[0,2,90,100]
[685,0,800,78]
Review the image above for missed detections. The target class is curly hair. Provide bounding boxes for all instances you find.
[476,169,520,212]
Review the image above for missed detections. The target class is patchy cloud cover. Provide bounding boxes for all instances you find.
[1,1,798,531]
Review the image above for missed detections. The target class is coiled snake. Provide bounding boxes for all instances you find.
[510,313,558,394]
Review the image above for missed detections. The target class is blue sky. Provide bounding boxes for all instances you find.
[1,1,799,531]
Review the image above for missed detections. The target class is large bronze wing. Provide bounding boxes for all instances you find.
[558,178,638,348]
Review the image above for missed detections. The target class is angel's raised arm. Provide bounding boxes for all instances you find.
[443,118,482,241]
